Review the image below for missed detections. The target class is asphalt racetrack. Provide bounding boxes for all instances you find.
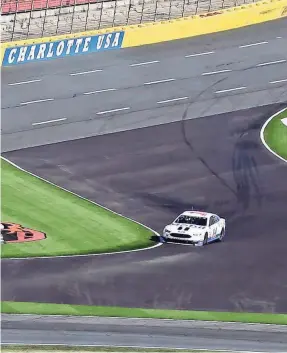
[2,314,287,351]
[2,18,287,317]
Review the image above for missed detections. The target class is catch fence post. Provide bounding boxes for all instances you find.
[112,0,117,26]
[11,0,19,41]
[168,0,172,20]
[140,0,144,23]
[55,0,64,34]
[98,0,103,29]
[84,0,89,30]
[153,0,158,21]
[182,0,186,17]
[26,0,34,38]
[126,0,132,25]
[41,0,49,37]
[70,0,77,33]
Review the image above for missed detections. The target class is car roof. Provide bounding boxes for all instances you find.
[180,210,214,218]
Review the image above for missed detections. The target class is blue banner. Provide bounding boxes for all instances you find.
[3,31,124,66]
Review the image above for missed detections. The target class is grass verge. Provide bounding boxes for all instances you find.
[2,301,287,324]
[263,107,287,160]
[1,159,155,258]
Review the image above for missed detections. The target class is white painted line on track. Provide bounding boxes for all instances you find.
[277,36,282,39]
[239,41,268,48]
[130,60,159,67]
[32,118,67,126]
[84,88,117,95]
[70,69,102,76]
[260,107,287,163]
[97,107,130,115]
[256,59,286,67]
[201,69,231,76]
[20,98,54,105]
[157,97,189,104]
[144,78,175,85]
[8,79,42,86]
[215,87,246,94]
[185,51,214,58]
[4,242,163,260]
[269,78,287,84]
[0,156,162,260]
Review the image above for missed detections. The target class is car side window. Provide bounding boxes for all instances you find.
[214,216,219,224]
[209,217,214,227]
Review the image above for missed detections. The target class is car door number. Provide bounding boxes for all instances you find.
[210,227,217,238]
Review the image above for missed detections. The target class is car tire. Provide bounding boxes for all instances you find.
[203,233,208,245]
[217,228,225,242]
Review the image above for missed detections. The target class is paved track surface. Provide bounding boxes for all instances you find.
[2,19,287,152]
[1,18,287,318]
[2,103,287,313]
[2,314,287,351]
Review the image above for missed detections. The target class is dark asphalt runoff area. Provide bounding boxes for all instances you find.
[2,314,287,351]
[2,103,287,313]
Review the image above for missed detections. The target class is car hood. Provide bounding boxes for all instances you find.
[166,224,206,234]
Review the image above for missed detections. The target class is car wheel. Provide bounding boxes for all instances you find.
[217,228,225,242]
[203,232,208,245]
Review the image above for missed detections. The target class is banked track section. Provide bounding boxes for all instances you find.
[2,18,287,152]
[1,17,287,351]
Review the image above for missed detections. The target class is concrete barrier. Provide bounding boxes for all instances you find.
[122,0,287,47]
[1,0,287,66]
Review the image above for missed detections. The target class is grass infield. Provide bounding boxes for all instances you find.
[1,159,155,258]
[2,301,287,324]
[263,108,287,160]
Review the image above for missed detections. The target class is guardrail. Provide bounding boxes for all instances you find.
[1,0,258,42]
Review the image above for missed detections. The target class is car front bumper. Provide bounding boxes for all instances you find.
[161,234,203,246]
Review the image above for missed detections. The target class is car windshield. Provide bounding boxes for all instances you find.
[175,215,207,226]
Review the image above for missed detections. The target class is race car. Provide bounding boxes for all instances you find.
[162,210,225,246]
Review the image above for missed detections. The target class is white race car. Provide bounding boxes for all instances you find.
[162,210,226,246]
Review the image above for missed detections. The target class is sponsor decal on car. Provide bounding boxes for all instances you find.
[1,222,46,244]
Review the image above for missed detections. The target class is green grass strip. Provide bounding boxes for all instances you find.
[263,107,287,160]
[1,159,155,258]
[2,301,287,324]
